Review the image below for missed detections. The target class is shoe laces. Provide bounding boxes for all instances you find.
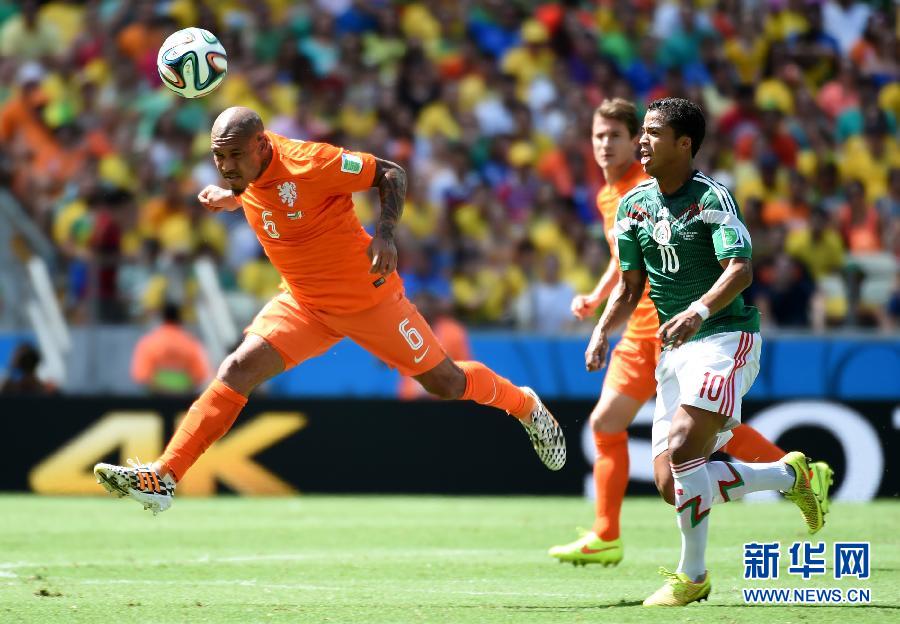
[572,527,596,543]
[658,567,681,583]
[126,457,153,471]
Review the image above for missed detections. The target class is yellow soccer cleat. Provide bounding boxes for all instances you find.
[548,530,623,567]
[809,461,834,517]
[782,452,831,534]
[643,567,711,607]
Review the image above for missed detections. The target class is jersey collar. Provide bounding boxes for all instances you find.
[655,170,698,199]
[609,161,646,195]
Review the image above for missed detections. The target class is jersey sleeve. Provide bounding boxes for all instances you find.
[700,187,753,260]
[612,198,644,271]
[299,142,377,195]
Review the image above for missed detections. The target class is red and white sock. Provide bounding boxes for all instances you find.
[708,460,795,504]
[671,457,712,582]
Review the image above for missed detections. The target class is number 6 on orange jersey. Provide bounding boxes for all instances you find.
[261,210,280,239]
[398,318,424,350]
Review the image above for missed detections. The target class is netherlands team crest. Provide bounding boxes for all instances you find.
[277,181,297,207]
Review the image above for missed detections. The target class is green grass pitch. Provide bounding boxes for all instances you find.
[0,495,896,623]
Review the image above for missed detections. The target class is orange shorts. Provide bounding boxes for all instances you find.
[602,336,661,403]
[246,290,447,377]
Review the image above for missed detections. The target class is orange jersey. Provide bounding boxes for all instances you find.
[131,323,211,390]
[239,132,402,314]
[597,161,659,341]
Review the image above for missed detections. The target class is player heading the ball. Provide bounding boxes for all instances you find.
[94,107,566,515]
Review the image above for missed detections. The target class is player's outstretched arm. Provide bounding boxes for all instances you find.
[367,157,407,275]
[572,253,620,320]
[658,257,753,349]
[197,185,241,212]
[585,268,646,371]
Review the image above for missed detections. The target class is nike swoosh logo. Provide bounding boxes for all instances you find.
[414,346,430,364]
[580,545,618,555]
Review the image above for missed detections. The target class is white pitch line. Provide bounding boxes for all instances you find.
[77,579,343,592]
[70,578,584,598]
[0,548,534,570]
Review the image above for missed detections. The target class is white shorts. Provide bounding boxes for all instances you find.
[651,331,761,459]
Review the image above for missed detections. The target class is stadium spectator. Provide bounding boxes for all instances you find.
[514,253,577,333]
[824,0,872,57]
[752,247,817,329]
[0,0,61,61]
[761,170,812,228]
[838,179,883,254]
[786,208,848,328]
[877,168,900,255]
[0,0,895,332]
[89,187,129,323]
[131,301,211,395]
[0,342,53,395]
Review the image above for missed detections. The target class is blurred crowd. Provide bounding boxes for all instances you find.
[0,0,897,334]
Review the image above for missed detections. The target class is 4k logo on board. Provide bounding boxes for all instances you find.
[28,412,306,495]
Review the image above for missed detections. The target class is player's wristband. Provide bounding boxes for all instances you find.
[688,301,710,321]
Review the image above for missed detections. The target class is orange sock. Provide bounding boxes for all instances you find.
[456,361,535,419]
[591,431,629,541]
[724,424,785,463]
[158,379,248,481]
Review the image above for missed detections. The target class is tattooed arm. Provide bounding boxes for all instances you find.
[367,157,408,275]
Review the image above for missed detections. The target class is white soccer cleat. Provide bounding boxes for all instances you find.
[519,387,566,471]
[94,458,176,516]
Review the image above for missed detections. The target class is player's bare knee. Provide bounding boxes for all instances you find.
[217,338,283,394]
[655,471,676,506]
[217,352,255,393]
[591,404,627,434]
[667,425,692,464]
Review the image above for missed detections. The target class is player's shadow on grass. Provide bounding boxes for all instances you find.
[475,600,645,612]
[503,600,645,610]
[594,600,645,608]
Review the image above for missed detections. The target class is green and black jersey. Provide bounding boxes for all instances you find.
[613,170,759,341]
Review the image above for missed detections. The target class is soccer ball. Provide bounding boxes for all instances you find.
[157,27,227,98]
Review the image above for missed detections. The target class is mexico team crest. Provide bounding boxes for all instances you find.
[277,181,297,207]
[653,220,672,245]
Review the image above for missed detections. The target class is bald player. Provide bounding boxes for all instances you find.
[94,107,566,513]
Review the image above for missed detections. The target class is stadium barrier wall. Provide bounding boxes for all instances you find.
[1,331,899,399]
[1,397,895,499]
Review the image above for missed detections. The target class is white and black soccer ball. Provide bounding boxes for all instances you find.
[157,27,227,98]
